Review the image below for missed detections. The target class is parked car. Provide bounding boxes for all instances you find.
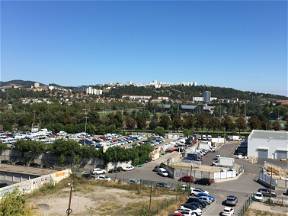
[95,175,111,181]
[197,196,214,204]
[179,176,194,183]
[196,193,215,202]
[186,198,208,208]
[128,179,140,184]
[157,168,169,177]
[184,202,203,210]
[235,154,243,159]
[153,165,160,172]
[180,204,202,216]
[221,207,234,216]
[30,162,41,168]
[253,192,264,202]
[0,183,8,188]
[190,188,209,196]
[156,182,170,188]
[91,168,106,175]
[122,165,134,171]
[194,178,214,185]
[225,195,238,206]
[174,208,198,216]
[0,160,12,164]
[15,161,27,166]
[258,188,277,197]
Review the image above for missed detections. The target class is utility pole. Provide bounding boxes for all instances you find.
[66,183,73,216]
[188,165,193,195]
[148,184,153,215]
[83,108,88,145]
[269,167,273,202]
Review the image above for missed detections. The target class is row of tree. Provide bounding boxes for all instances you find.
[12,140,153,166]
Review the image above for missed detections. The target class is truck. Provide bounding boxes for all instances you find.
[218,157,234,167]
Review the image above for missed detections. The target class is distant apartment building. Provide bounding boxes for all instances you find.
[86,87,103,95]
[203,91,211,103]
[157,96,169,101]
[192,91,216,103]
[122,95,151,103]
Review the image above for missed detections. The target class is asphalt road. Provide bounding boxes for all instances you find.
[107,142,286,216]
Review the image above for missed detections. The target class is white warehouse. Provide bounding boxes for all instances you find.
[248,130,288,160]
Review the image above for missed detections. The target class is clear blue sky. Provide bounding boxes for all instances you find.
[1,0,287,95]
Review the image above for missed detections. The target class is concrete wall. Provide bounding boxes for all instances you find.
[0,169,71,198]
[106,161,132,171]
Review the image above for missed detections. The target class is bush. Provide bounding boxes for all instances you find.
[0,190,32,216]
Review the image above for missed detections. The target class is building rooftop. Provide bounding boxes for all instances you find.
[249,130,288,141]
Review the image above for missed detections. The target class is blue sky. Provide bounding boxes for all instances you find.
[1,0,287,95]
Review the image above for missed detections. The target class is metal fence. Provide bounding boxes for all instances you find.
[236,195,253,216]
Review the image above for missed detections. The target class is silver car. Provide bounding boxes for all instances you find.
[225,195,238,206]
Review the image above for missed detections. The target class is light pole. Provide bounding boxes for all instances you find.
[66,183,73,216]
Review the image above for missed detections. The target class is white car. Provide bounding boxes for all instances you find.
[95,175,111,181]
[122,165,134,171]
[157,168,169,177]
[91,168,106,175]
[221,207,234,216]
[235,154,243,159]
[253,192,264,202]
[180,206,202,216]
[190,188,209,196]
[174,208,199,216]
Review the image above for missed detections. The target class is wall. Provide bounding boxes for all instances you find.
[106,161,132,171]
[0,169,71,198]
[248,136,288,159]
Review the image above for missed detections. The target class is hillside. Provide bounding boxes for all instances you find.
[1,80,287,100]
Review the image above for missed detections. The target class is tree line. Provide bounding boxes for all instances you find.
[12,140,153,166]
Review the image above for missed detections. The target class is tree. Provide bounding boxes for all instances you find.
[272,121,281,131]
[149,115,158,130]
[222,115,235,131]
[236,116,246,133]
[171,114,183,130]
[135,112,147,129]
[196,114,209,130]
[183,129,192,137]
[159,114,171,130]
[125,116,136,129]
[0,143,8,154]
[14,140,46,164]
[248,116,262,129]
[154,126,165,137]
[183,114,196,129]
[0,190,32,216]
[208,117,221,131]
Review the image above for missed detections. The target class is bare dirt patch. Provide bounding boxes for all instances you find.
[28,184,177,216]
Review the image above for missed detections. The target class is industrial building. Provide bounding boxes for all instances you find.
[247,130,288,160]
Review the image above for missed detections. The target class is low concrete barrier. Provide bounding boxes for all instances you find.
[0,169,71,198]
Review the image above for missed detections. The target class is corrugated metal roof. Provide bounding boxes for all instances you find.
[249,130,288,141]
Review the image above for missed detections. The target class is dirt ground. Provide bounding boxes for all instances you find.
[28,183,176,216]
[245,202,288,216]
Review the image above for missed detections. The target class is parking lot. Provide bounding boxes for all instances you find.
[107,141,284,215]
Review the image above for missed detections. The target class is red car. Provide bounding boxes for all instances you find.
[178,176,194,183]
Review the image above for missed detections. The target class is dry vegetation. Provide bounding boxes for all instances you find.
[26,176,186,216]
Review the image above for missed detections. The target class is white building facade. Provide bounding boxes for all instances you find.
[248,130,288,160]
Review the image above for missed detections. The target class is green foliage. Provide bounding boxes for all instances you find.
[0,143,8,153]
[183,129,192,137]
[154,126,165,137]
[104,144,153,166]
[14,140,46,163]
[0,190,32,216]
